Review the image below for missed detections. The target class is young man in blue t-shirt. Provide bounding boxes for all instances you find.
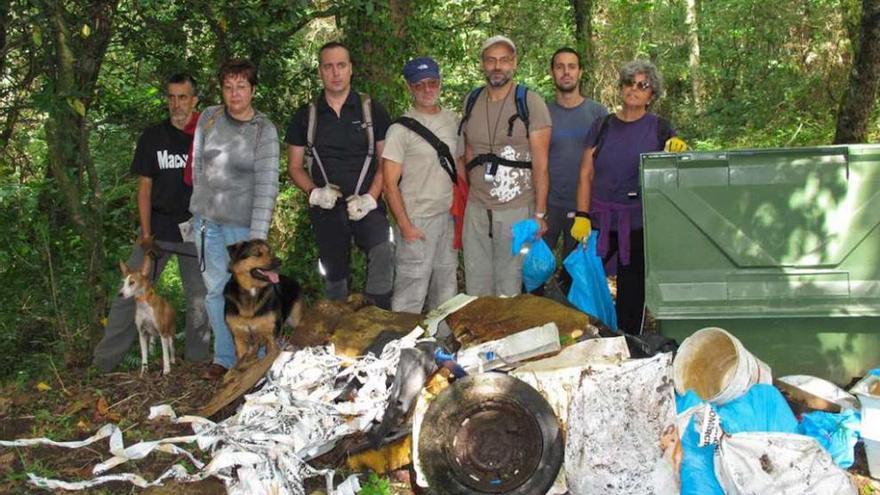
[543,47,607,293]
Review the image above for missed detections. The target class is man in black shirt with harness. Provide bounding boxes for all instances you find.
[286,42,394,309]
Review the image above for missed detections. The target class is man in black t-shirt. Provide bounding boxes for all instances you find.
[286,42,394,309]
[93,74,211,372]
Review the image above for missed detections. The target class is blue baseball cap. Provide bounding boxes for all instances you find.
[402,57,440,84]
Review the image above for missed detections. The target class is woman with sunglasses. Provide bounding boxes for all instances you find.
[569,59,686,334]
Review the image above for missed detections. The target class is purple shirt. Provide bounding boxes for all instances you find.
[585,113,674,230]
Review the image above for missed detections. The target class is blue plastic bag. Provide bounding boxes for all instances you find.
[678,384,800,495]
[511,219,556,292]
[563,231,617,329]
[798,409,861,468]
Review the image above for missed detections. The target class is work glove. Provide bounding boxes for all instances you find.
[346,194,377,221]
[570,214,592,242]
[664,136,688,153]
[308,184,342,209]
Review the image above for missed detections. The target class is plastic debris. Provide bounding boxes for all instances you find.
[455,322,561,373]
[798,409,861,468]
[511,219,556,292]
[564,230,617,329]
[565,352,676,495]
[512,336,631,494]
[422,293,477,337]
[714,432,856,495]
[850,373,880,477]
[678,384,800,495]
[778,375,859,412]
[1,331,421,494]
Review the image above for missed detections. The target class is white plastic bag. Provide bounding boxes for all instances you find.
[565,353,676,495]
[714,432,856,495]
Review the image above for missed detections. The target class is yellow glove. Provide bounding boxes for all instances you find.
[570,215,592,242]
[664,136,688,152]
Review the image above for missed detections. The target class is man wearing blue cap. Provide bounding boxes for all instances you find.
[382,57,462,313]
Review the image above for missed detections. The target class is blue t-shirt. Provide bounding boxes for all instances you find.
[585,112,675,229]
[547,99,608,209]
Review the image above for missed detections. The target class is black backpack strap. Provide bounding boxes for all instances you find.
[507,83,531,137]
[457,87,484,136]
[591,113,614,160]
[393,116,457,184]
[465,153,532,181]
[466,154,532,170]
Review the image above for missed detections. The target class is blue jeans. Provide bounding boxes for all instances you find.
[192,216,250,369]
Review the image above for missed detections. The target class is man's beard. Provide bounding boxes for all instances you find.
[555,80,579,93]
[485,69,512,88]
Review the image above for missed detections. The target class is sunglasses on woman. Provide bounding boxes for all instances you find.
[622,79,652,91]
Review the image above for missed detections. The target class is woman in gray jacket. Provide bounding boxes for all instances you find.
[189,58,279,379]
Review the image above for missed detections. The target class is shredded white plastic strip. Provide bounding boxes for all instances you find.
[0,423,117,449]
[3,340,415,494]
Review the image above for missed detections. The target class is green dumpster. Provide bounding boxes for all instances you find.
[642,144,880,384]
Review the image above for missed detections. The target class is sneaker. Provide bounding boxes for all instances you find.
[202,363,228,380]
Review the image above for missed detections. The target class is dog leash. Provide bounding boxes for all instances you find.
[199,222,207,273]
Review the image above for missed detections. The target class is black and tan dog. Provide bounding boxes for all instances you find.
[224,239,302,371]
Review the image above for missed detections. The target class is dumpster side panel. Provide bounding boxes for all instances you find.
[643,145,880,381]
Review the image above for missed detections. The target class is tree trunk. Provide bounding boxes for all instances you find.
[0,2,8,75]
[834,0,880,144]
[685,0,704,111]
[342,0,410,111]
[42,1,118,353]
[570,0,595,96]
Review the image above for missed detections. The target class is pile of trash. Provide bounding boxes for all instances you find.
[1,293,879,495]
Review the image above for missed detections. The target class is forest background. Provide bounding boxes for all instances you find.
[1,0,878,380]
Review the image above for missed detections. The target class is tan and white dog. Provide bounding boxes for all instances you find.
[118,250,176,376]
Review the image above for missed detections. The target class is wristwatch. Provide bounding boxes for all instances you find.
[535,212,546,219]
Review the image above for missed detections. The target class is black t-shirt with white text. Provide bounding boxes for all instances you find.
[129,119,193,242]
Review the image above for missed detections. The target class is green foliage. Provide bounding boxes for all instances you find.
[1,0,878,382]
[359,472,392,495]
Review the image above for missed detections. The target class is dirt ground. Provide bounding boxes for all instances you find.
[0,361,227,494]
[0,358,420,494]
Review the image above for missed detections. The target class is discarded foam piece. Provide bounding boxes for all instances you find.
[289,297,422,357]
[512,336,631,494]
[456,322,561,373]
[777,375,859,413]
[565,352,677,495]
[446,294,601,347]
